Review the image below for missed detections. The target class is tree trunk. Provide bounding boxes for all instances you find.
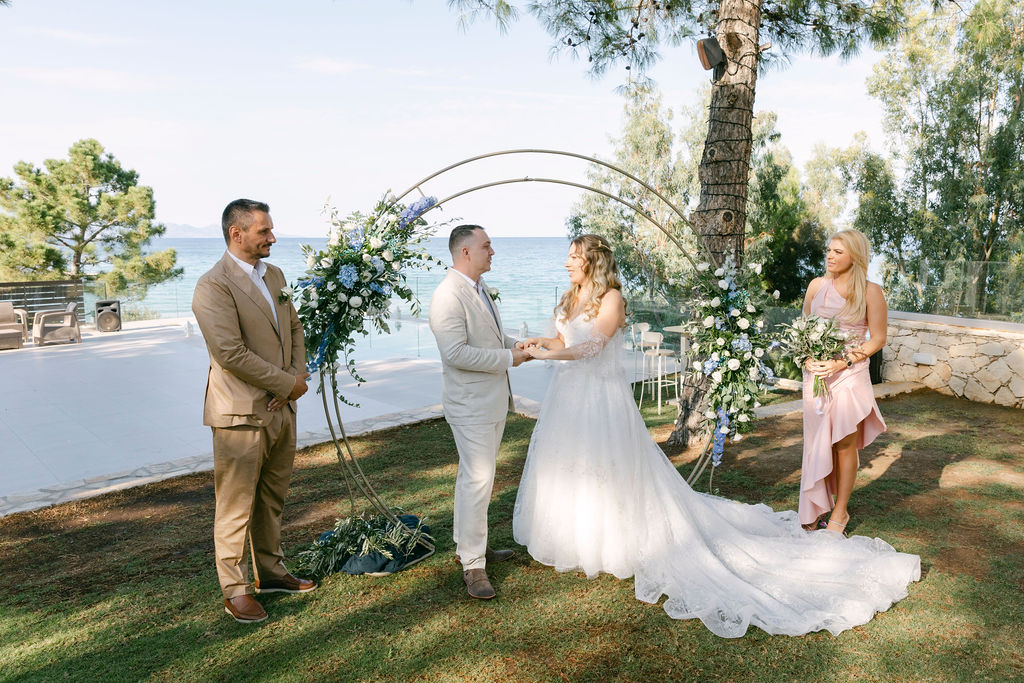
[667,0,761,447]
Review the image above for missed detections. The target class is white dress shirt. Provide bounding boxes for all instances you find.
[227,251,279,330]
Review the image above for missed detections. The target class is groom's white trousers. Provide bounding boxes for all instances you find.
[450,418,506,571]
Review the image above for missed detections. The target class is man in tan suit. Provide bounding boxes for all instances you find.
[192,199,315,624]
[429,225,530,600]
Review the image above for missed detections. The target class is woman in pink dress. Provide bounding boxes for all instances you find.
[800,229,888,535]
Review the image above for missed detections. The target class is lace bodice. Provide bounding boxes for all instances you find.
[554,315,624,373]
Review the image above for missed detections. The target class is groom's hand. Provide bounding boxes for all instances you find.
[512,346,531,367]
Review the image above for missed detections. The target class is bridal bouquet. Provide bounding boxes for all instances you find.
[285,193,449,402]
[777,315,850,398]
[683,255,779,461]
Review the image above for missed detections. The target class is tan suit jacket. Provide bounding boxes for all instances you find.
[192,252,306,427]
[429,269,516,425]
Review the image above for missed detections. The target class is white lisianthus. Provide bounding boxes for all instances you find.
[733,433,744,442]
[773,290,781,299]
[719,425,729,435]
[705,410,716,419]
[737,318,750,330]
[716,337,726,346]
[382,249,394,262]
[306,254,316,268]
[727,358,741,371]
[710,297,721,307]
[337,292,348,303]
[746,303,756,313]
[697,262,711,272]
[360,288,370,297]
[753,401,761,407]
[712,352,720,361]
[320,257,333,268]
[362,253,371,262]
[756,319,764,328]
[703,315,715,328]
[714,267,725,277]
[730,308,740,317]
[369,236,384,250]
[280,286,294,299]
[750,263,763,274]
[712,370,723,383]
[327,281,337,291]
[349,295,363,308]
[330,303,339,313]
[361,271,372,281]
[718,279,729,290]
[392,261,401,271]
[309,297,319,309]
[744,394,751,401]
[743,351,751,360]
[738,414,749,422]
[754,348,764,358]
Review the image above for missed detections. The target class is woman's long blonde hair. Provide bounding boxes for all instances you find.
[827,228,870,323]
[555,234,624,322]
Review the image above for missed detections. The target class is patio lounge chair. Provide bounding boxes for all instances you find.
[0,301,29,343]
[32,302,82,345]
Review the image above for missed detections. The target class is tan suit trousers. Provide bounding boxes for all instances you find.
[450,418,506,571]
[212,408,296,598]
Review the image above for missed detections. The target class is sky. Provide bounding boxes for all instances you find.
[0,0,888,238]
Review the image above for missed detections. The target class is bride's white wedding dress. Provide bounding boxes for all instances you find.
[513,315,920,638]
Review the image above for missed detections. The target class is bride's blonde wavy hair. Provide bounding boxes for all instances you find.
[554,234,625,323]
[827,228,871,323]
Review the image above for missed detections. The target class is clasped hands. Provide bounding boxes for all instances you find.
[267,372,312,411]
[805,347,862,378]
[517,337,555,361]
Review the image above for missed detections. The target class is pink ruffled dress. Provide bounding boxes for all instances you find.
[798,279,886,525]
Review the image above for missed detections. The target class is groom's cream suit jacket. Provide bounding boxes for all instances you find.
[429,269,516,425]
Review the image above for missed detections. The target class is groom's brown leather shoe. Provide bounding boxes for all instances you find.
[463,568,496,600]
[255,573,317,594]
[455,547,516,565]
[224,595,267,623]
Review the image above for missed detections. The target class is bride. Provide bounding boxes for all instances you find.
[514,234,920,638]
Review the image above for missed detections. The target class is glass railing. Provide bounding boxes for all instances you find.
[883,259,1024,322]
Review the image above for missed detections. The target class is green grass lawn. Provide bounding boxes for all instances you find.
[1,390,1023,681]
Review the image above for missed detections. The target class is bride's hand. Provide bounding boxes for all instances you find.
[521,337,545,348]
[524,343,552,360]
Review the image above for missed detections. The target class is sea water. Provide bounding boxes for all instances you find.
[118,237,572,359]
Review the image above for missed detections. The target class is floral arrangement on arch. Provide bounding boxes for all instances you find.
[283,193,447,402]
[683,255,781,468]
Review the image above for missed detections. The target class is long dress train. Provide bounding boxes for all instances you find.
[513,315,920,638]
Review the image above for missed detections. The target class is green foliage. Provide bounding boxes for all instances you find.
[0,139,181,295]
[856,0,1024,316]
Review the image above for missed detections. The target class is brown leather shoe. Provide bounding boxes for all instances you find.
[455,547,516,566]
[463,568,496,600]
[224,595,267,623]
[255,573,317,594]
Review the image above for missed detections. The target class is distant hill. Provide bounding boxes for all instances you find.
[162,222,221,238]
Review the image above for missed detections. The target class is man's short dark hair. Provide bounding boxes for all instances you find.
[222,199,270,244]
[448,224,484,255]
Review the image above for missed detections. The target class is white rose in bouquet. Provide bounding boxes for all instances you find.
[714,267,725,277]
[710,297,721,307]
[712,370,723,383]
[383,249,394,262]
[730,308,740,317]
[773,290,781,299]
[712,351,720,361]
[362,253,372,262]
[718,279,729,290]
[369,236,384,250]
[737,318,750,330]
[337,292,348,303]
[349,295,363,308]
[392,261,401,270]
[697,262,711,272]
[703,315,715,328]
[717,337,726,346]
[727,358,741,371]
[754,348,764,357]
[306,254,316,268]
[746,303,756,313]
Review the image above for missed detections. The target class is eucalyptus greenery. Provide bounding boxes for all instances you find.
[293,509,434,579]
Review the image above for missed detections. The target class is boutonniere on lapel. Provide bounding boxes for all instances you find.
[488,288,500,303]
[278,286,294,304]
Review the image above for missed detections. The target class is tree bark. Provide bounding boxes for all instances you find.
[668,0,761,447]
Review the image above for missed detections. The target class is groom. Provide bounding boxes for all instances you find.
[429,225,529,600]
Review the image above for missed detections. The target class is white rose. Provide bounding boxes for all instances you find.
[716,338,725,346]
[369,236,384,250]
[727,358,740,371]
[730,308,740,317]
[738,414,749,422]
[754,348,764,358]
[337,292,348,303]
[697,262,710,272]
[752,263,763,274]
[362,253,371,262]
[714,267,725,277]
[753,401,761,408]
[280,286,294,298]
[749,367,760,380]
[712,352,720,361]
[383,249,394,262]
[733,433,744,442]
[320,257,333,268]
[738,318,750,330]
[392,261,401,270]
[704,410,716,419]
[718,279,729,290]
[756,319,764,328]
[712,370,723,383]
[746,303,756,313]
[349,295,363,308]
[710,297,721,308]
[703,315,715,328]
[306,254,316,268]
[743,351,751,360]
[773,290,780,299]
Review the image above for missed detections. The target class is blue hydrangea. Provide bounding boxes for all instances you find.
[702,359,719,376]
[370,256,385,274]
[297,276,325,289]
[306,326,333,373]
[731,334,753,352]
[399,196,436,228]
[347,229,364,251]
[368,282,391,296]
[337,264,358,289]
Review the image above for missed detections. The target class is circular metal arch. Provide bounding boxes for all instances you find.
[388,148,712,265]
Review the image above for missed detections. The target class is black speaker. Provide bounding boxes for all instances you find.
[95,300,122,332]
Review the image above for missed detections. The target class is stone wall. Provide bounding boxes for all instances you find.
[883,311,1024,408]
